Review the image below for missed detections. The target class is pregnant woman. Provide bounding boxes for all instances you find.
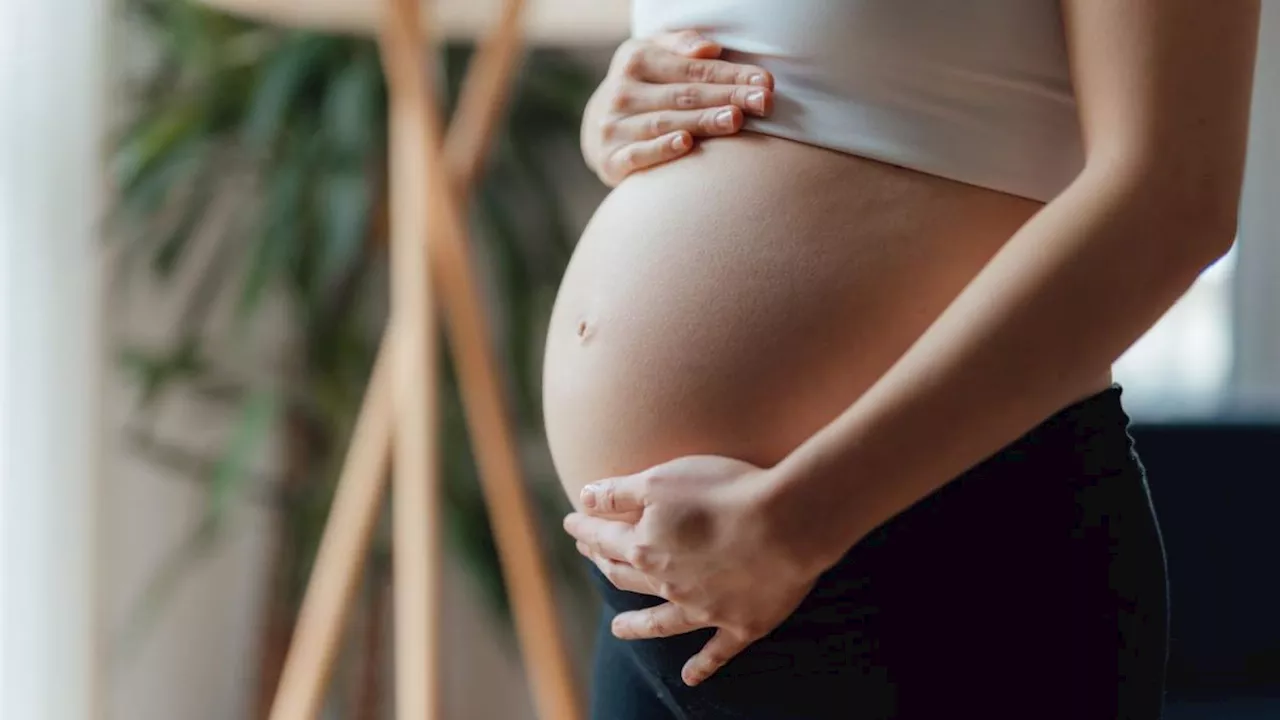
[544,2,1260,718]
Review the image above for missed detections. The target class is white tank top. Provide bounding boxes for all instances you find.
[632,0,1085,202]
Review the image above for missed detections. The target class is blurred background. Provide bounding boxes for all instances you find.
[1,1,1278,718]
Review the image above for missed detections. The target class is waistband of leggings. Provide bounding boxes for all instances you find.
[995,383,1136,467]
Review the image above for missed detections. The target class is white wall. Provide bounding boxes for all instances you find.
[0,0,107,718]
[1232,0,1280,410]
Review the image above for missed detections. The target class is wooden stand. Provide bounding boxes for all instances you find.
[265,0,583,718]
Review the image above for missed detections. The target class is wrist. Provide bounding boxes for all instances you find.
[756,443,868,577]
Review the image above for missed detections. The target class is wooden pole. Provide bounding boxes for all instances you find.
[383,1,585,718]
[382,1,439,717]
[266,1,583,718]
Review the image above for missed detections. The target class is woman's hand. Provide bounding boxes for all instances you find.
[562,455,833,687]
[582,30,775,186]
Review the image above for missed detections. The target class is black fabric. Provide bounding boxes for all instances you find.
[588,385,1170,719]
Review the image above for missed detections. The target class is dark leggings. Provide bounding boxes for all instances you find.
[588,386,1169,720]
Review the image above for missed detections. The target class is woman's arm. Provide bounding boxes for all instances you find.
[771,0,1261,566]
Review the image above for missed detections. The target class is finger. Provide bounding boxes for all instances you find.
[588,553,655,594]
[612,603,707,640]
[633,44,773,88]
[606,106,744,143]
[650,29,722,58]
[563,512,638,561]
[682,630,751,687]
[581,470,661,515]
[613,82,771,116]
[599,131,691,186]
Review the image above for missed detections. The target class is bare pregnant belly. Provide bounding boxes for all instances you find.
[543,133,1044,507]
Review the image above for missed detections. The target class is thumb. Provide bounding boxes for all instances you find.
[580,474,648,515]
[654,29,722,58]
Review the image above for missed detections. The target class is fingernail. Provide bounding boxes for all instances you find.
[748,73,769,87]
[580,484,598,509]
[747,90,766,113]
[682,664,703,686]
[576,541,590,556]
[671,133,689,151]
[715,109,735,129]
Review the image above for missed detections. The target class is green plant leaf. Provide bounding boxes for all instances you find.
[118,338,206,407]
[208,389,277,520]
[239,150,306,318]
[150,165,218,279]
[321,49,383,158]
[315,169,372,294]
[114,102,207,209]
[242,33,330,153]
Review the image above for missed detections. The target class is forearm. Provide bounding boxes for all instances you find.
[773,163,1236,566]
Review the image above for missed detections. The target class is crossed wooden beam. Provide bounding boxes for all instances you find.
[266,1,583,718]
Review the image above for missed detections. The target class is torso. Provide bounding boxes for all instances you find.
[543,3,1110,504]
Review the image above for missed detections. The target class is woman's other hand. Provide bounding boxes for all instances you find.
[582,30,774,187]
[563,455,833,687]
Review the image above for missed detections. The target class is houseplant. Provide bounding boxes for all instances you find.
[109,0,598,714]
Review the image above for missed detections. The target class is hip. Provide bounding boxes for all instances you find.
[589,385,1168,719]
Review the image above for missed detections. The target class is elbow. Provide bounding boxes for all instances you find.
[1128,166,1241,269]
[1200,217,1238,266]
[1176,197,1239,269]
[1085,150,1243,268]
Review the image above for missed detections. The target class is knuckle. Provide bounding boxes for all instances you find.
[607,86,632,113]
[646,613,665,636]
[608,147,629,172]
[598,161,622,187]
[626,543,653,569]
[619,46,647,78]
[648,114,673,136]
[602,484,618,512]
[611,40,639,69]
[685,60,715,83]
[599,118,619,143]
[639,469,665,494]
[621,145,643,169]
[671,86,700,109]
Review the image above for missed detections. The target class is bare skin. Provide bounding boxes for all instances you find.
[556,1,1259,687]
